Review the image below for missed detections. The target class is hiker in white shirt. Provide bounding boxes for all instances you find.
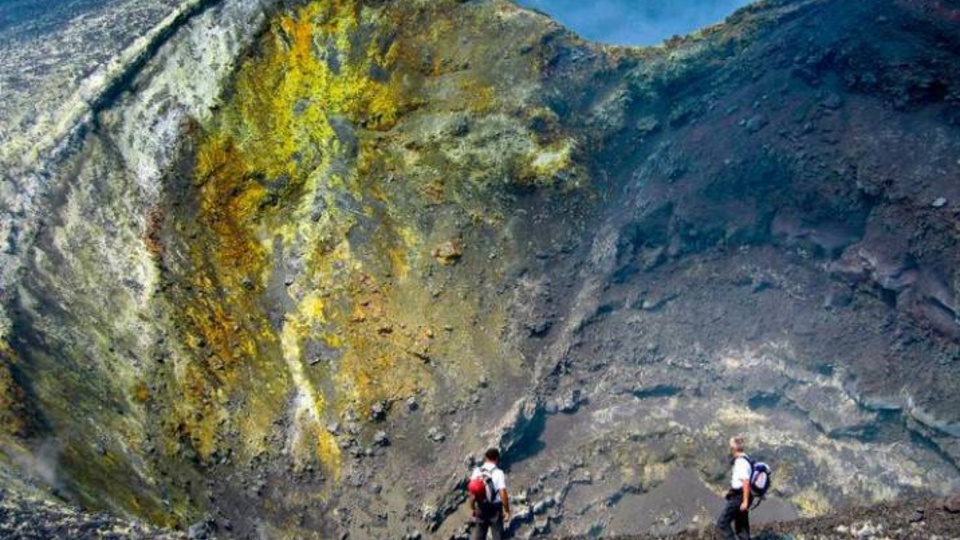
[468,448,511,540]
[716,436,752,540]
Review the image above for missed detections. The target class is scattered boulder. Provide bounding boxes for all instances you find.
[822,285,853,309]
[511,506,534,525]
[532,497,555,515]
[373,431,389,447]
[641,292,676,311]
[427,427,446,443]
[821,92,844,110]
[932,196,948,208]
[484,398,542,454]
[448,116,470,137]
[420,504,440,526]
[533,517,550,535]
[745,114,769,133]
[635,116,661,138]
[945,494,960,513]
[751,278,773,293]
[370,402,387,421]
[557,389,585,413]
[406,396,419,412]
[851,521,882,539]
[433,239,464,265]
[188,520,214,540]
[525,318,553,337]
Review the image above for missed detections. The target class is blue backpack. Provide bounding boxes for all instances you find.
[741,455,772,508]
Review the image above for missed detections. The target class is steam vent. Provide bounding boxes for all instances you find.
[0,0,959,538]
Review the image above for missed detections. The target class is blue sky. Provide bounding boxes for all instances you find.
[517,0,755,46]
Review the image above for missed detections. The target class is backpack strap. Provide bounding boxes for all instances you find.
[733,455,755,498]
[480,465,500,482]
[479,465,501,503]
[738,455,755,481]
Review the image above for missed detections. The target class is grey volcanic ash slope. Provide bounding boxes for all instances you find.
[0,0,958,539]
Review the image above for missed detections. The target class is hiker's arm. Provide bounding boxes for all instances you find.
[740,483,750,511]
[501,489,511,519]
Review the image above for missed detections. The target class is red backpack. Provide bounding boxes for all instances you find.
[467,468,497,506]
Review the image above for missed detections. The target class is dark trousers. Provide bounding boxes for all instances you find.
[716,495,750,540]
[471,515,503,540]
[471,504,504,540]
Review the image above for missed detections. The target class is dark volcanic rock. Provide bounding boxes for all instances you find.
[566,497,960,540]
[0,487,187,540]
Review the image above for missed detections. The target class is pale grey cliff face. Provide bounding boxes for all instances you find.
[0,0,277,336]
[0,0,283,526]
[0,0,192,172]
[0,1,958,539]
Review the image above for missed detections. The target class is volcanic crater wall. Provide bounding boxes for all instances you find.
[0,0,959,538]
